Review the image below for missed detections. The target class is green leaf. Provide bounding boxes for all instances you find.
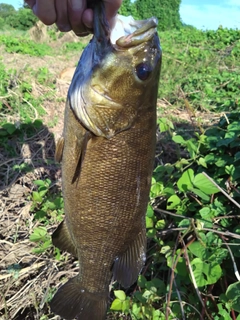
[110,298,122,311]
[134,291,147,303]
[226,282,240,312]
[172,135,186,145]
[131,303,141,317]
[114,290,126,301]
[138,275,147,288]
[167,195,181,209]
[146,205,154,218]
[225,164,235,176]
[146,216,154,228]
[191,258,222,287]
[197,157,208,168]
[163,187,175,196]
[32,191,43,203]
[175,257,188,276]
[151,181,163,197]
[158,117,174,132]
[2,123,16,134]
[204,153,215,164]
[192,187,210,201]
[177,169,194,192]
[216,303,232,319]
[29,226,48,242]
[155,219,165,230]
[33,180,46,187]
[188,241,206,259]
[193,173,219,194]
[122,299,130,312]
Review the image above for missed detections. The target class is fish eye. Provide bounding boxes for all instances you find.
[135,63,152,81]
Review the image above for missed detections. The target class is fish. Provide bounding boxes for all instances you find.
[50,2,162,320]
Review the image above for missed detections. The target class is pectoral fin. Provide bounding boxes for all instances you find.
[72,131,92,184]
[112,228,146,288]
[52,220,78,257]
[55,137,64,163]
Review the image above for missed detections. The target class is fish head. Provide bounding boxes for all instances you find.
[69,15,162,138]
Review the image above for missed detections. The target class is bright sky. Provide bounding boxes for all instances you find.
[2,0,23,9]
[180,0,240,30]
[4,0,240,30]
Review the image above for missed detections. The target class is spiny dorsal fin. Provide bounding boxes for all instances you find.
[55,137,64,163]
[112,227,146,288]
[52,220,78,257]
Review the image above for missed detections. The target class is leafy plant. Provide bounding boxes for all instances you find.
[63,41,86,53]
[29,179,64,255]
[110,112,240,319]
[159,27,240,112]
[0,35,52,56]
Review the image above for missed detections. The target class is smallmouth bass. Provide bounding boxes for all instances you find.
[50,3,162,320]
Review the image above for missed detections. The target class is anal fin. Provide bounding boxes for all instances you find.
[52,220,77,257]
[112,228,146,288]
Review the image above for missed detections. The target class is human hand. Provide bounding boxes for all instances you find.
[25,0,122,36]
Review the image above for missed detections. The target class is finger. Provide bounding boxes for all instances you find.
[33,0,57,25]
[55,0,71,32]
[24,0,36,9]
[82,8,93,29]
[104,0,122,28]
[68,0,89,35]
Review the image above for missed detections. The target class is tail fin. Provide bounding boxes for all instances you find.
[50,276,108,320]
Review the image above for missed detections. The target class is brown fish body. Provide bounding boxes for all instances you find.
[51,7,161,320]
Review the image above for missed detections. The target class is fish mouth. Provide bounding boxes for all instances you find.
[111,16,158,49]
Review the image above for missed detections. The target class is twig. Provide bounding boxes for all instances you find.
[170,300,202,318]
[158,226,240,240]
[0,261,45,281]
[202,172,240,209]
[220,236,240,281]
[154,207,191,220]
[173,277,185,320]
[181,238,212,320]
[166,233,181,319]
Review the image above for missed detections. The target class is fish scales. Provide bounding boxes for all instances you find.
[63,105,155,291]
[50,2,161,319]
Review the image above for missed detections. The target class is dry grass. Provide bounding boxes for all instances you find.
[0,123,79,319]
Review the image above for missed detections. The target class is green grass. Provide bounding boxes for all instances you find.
[159,27,240,112]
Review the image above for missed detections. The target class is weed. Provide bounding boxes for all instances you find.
[0,35,52,56]
[111,112,240,319]
[159,27,240,112]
